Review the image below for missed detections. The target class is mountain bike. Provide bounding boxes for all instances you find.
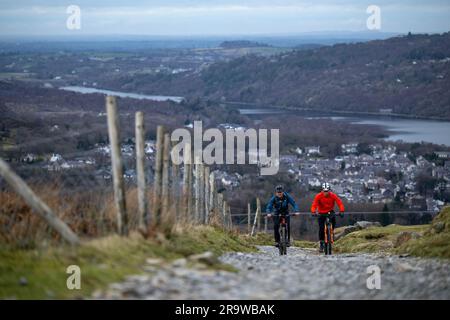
[278,214,289,255]
[312,211,339,255]
[267,213,299,256]
[323,212,335,255]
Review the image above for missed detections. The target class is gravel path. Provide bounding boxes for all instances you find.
[95,246,450,299]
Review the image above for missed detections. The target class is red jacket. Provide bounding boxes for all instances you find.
[311,191,345,214]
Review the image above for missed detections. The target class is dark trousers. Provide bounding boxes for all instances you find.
[318,214,336,241]
[273,215,291,243]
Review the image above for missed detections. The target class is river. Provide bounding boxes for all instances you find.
[239,108,450,146]
[60,86,184,103]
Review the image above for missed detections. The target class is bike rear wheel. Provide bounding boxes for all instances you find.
[325,223,332,255]
[279,226,287,255]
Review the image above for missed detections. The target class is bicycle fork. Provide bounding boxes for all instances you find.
[324,222,334,244]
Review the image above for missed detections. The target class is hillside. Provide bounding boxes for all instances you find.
[118,32,450,119]
[219,40,271,48]
[202,32,450,119]
[335,206,450,259]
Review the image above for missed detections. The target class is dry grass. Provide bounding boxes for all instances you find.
[0,177,240,251]
[0,182,165,248]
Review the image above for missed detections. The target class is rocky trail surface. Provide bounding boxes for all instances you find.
[95,246,450,299]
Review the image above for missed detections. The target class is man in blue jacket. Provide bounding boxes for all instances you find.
[265,185,300,247]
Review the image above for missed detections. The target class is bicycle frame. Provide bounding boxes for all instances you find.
[267,213,295,255]
[324,215,334,245]
[279,215,288,227]
[322,212,335,255]
[278,215,288,255]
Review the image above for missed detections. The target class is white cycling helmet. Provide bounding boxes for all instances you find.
[322,182,331,191]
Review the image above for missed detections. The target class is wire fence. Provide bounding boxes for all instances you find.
[0,95,443,247]
[0,96,234,247]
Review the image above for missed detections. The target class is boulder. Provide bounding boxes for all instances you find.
[394,231,422,247]
[334,225,359,240]
[19,277,28,286]
[432,221,445,234]
[335,221,382,240]
[355,221,382,229]
[146,258,163,266]
[188,251,218,266]
[395,262,424,272]
[171,258,188,268]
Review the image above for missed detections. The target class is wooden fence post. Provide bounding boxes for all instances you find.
[106,96,128,236]
[222,201,228,229]
[247,203,251,234]
[153,125,164,226]
[227,204,232,230]
[198,163,205,223]
[194,158,201,223]
[182,142,192,223]
[161,133,171,220]
[217,193,224,226]
[256,198,261,232]
[182,164,190,222]
[264,215,268,233]
[0,158,80,245]
[135,111,148,229]
[251,198,260,236]
[209,171,215,222]
[204,166,210,224]
[171,142,180,219]
[186,164,193,223]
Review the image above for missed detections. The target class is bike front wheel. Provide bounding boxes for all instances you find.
[279,226,287,255]
[325,224,332,255]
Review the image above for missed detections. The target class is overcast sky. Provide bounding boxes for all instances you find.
[0,0,449,36]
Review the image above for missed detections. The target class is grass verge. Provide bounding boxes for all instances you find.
[395,206,450,259]
[242,232,316,249]
[335,206,450,259]
[334,224,428,254]
[0,225,257,299]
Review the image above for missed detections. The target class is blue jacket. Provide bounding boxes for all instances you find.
[266,192,299,215]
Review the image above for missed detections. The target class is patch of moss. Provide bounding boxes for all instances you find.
[0,225,257,299]
[335,206,450,259]
[395,207,450,259]
[335,224,428,254]
[237,232,316,249]
[243,232,274,246]
[167,226,257,256]
[293,240,317,249]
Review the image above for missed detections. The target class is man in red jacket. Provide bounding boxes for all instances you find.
[311,182,345,252]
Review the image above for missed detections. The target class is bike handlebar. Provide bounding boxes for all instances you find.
[265,212,300,218]
[311,211,344,217]
[264,212,344,218]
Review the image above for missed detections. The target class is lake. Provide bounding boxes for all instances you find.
[60,86,184,103]
[239,108,450,146]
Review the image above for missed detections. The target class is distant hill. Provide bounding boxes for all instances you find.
[200,32,450,119]
[105,32,450,120]
[294,43,325,50]
[219,40,272,48]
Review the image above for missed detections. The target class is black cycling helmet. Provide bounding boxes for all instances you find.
[275,185,284,193]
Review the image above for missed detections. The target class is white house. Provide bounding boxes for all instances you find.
[50,154,63,163]
[341,143,358,154]
[305,146,320,155]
